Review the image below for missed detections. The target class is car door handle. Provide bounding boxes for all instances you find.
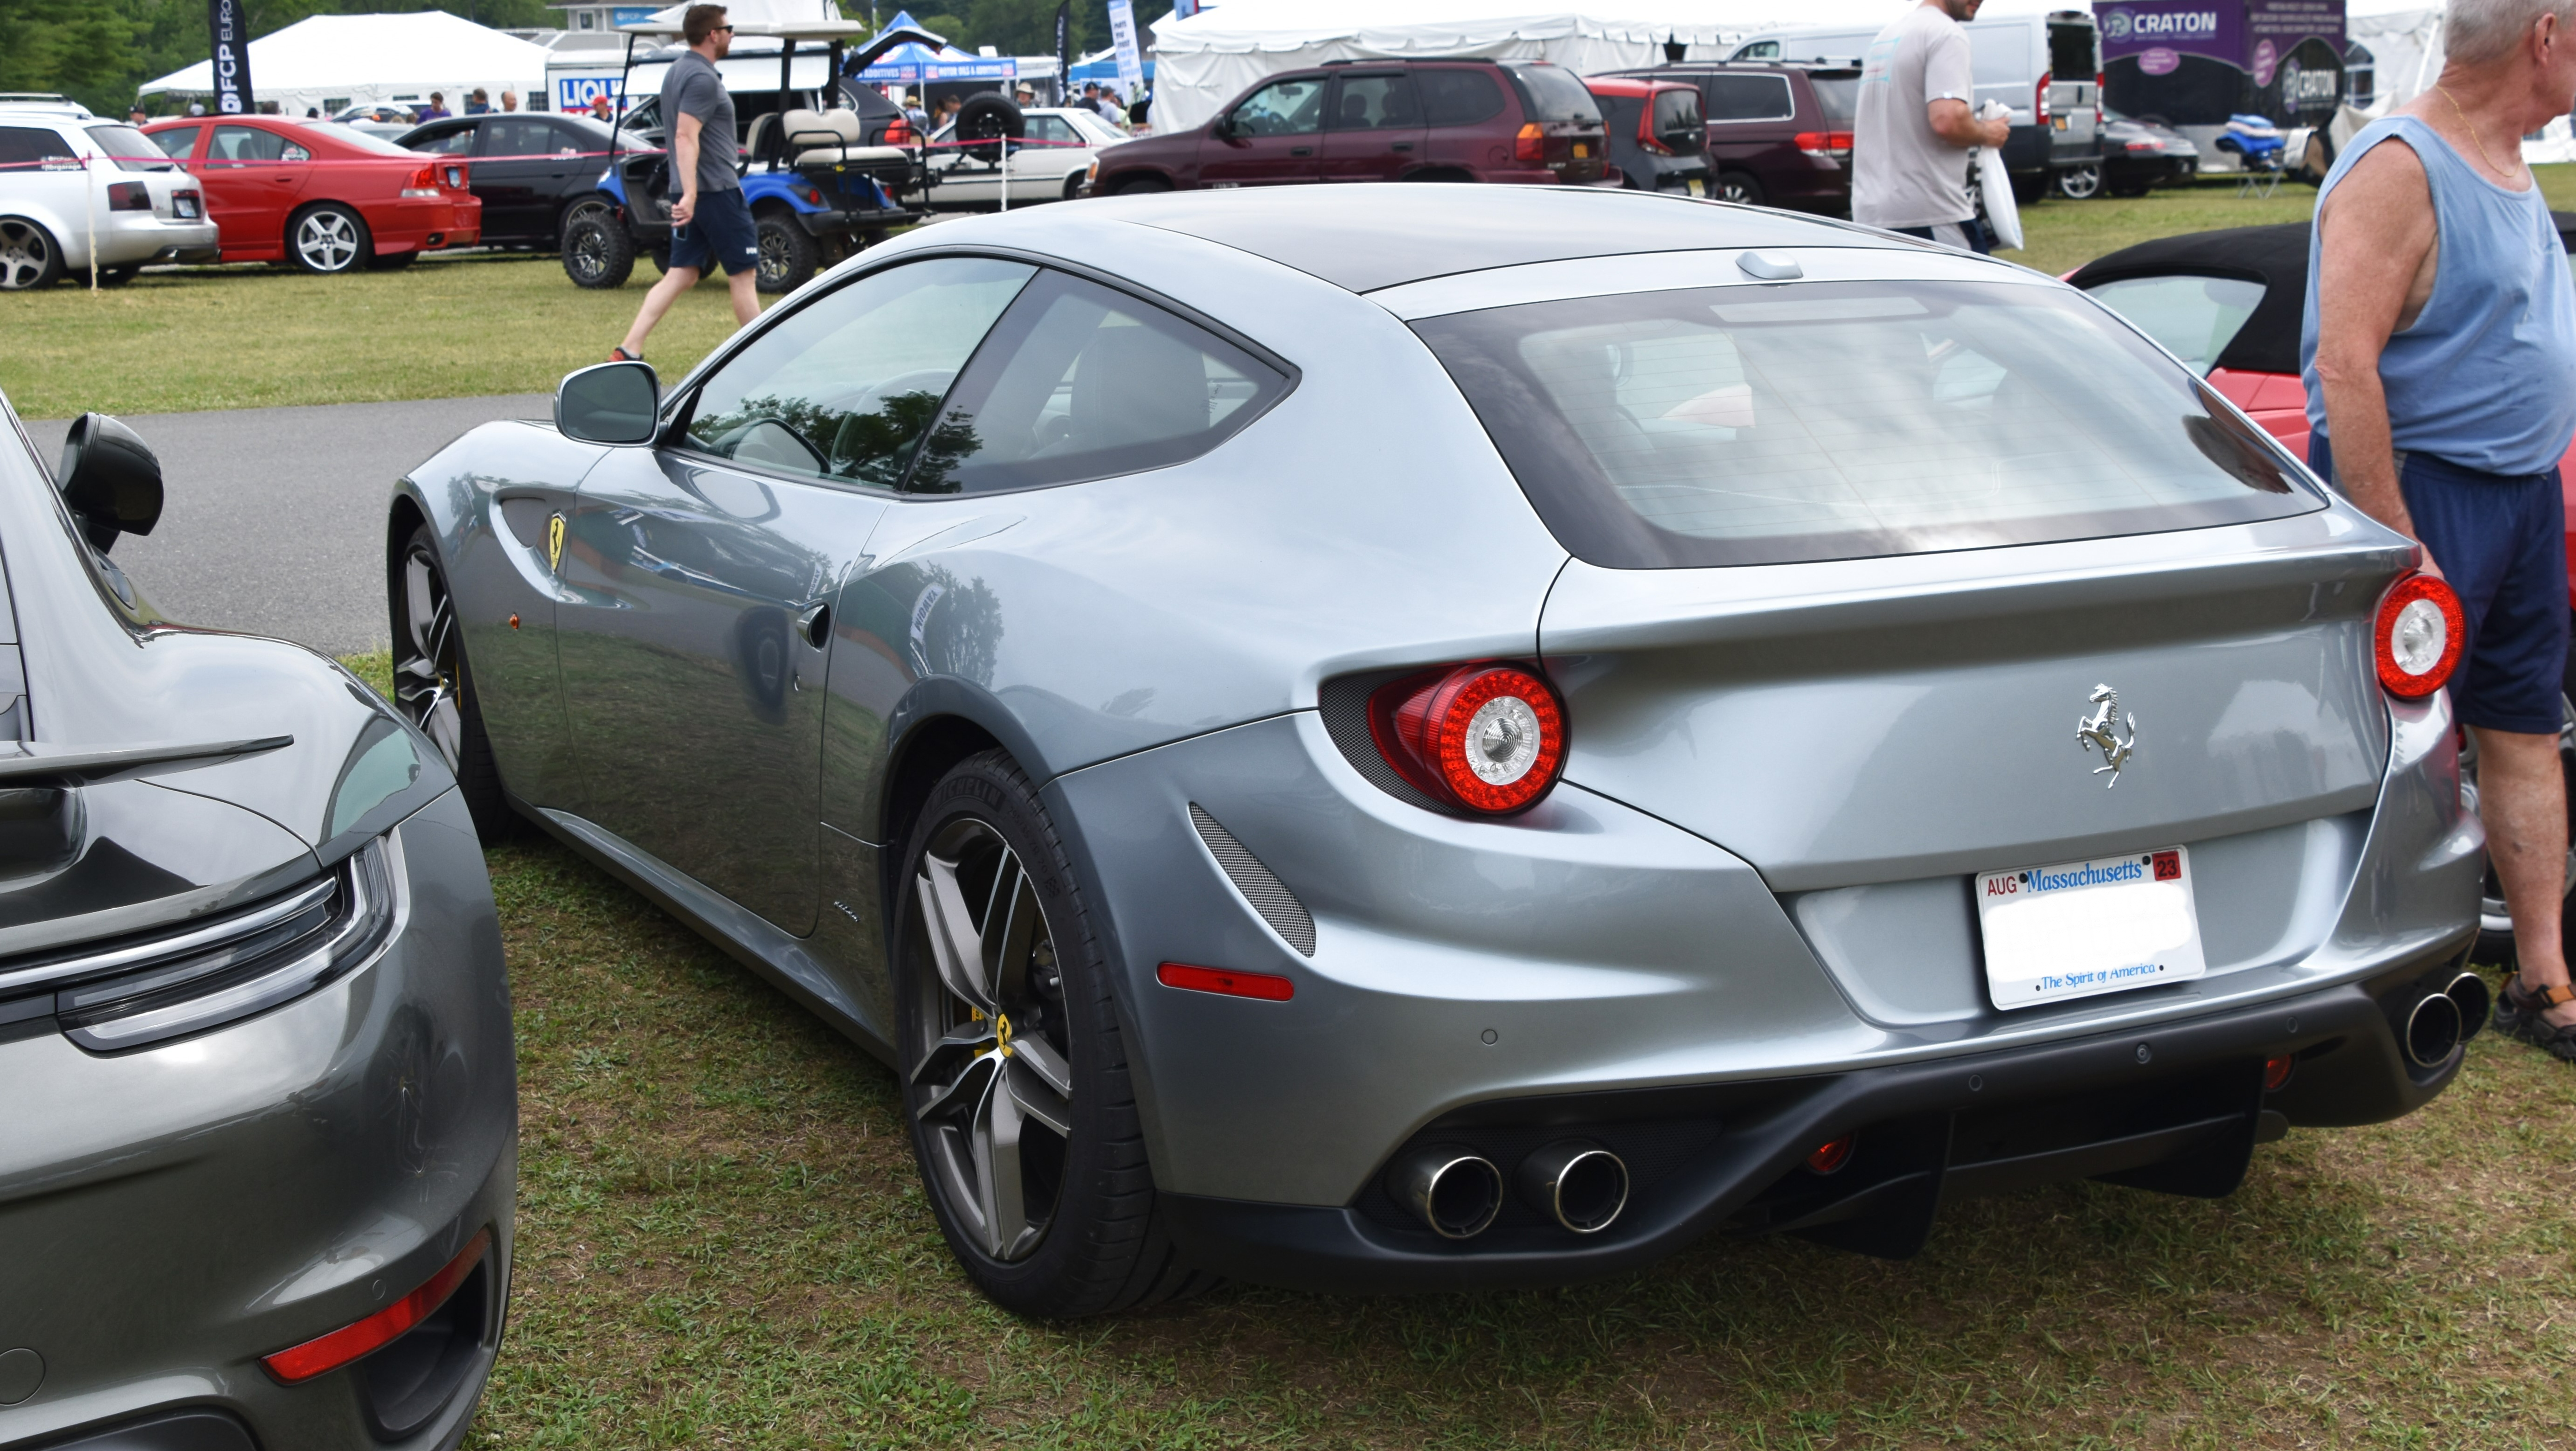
[1391,142,1414,152]
[1289,146,1313,156]
[796,601,832,648]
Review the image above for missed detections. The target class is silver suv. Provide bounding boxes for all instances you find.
[0,104,218,288]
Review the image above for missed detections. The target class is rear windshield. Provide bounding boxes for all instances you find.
[1652,89,1703,135]
[2050,21,2100,78]
[1808,74,1859,124]
[1412,279,2319,569]
[323,124,425,156]
[86,125,177,171]
[1504,63,1601,124]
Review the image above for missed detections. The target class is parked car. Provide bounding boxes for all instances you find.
[0,390,517,1448]
[2075,106,2201,198]
[396,111,641,251]
[1600,62,1858,212]
[2072,216,2576,964]
[328,102,422,140]
[400,184,2480,1314]
[1083,58,1610,194]
[1584,76,1711,195]
[1732,11,2104,201]
[925,105,1125,208]
[0,106,216,289]
[142,116,479,273]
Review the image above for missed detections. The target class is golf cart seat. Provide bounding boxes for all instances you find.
[783,107,895,166]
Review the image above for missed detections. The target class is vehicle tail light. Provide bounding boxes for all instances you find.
[2264,1055,2295,1091]
[1366,662,1566,815]
[105,181,151,211]
[402,163,441,199]
[1158,962,1294,1001]
[2375,572,2464,697]
[1794,130,1854,159]
[1806,1136,1854,1174]
[2096,70,2106,94]
[2036,72,2052,123]
[2126,138,2162,152]
[263,1229,490,1383]
[1515,122,1545,165]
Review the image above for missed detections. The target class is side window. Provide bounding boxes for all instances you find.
[1705,75,1794,121]
[905,270,1291,495]
[1735,41,1782,59]
[149,124,201,159]
[1229,76,1326,135]
[1329,73,1419,130]
[1025,114,1078,145]
[1970,28,2022,86]
[684,256,1036,485]
[209,125,294,163]
[1417,68,1505,126]
[415,125,476,155]
[0,127,77,168]
[479,120,554,157]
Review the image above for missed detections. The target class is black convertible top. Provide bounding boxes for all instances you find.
[2070,213,2576,377]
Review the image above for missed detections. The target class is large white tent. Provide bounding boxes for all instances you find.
[141,11,550,115]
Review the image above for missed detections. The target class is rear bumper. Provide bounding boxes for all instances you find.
[373,199,480,254]
[1162,948,2472,1292]
[85,216,219,268]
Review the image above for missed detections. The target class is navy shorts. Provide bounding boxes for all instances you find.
[2313,434,2570,734]
[669,186,757,276]
[1890,219,1991,255]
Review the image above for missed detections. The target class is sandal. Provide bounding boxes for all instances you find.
[2496,975,2576,1061]
[608,346,642,362]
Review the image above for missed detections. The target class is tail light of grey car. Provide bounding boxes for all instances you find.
[1364,662,1566,814]
[2375,572,2464,698]
[106,181,152,212]
[1,840,398,1053]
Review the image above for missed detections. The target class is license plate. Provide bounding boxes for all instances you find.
[2052,114,2068,130]
[1572,143,1589,158]
[1976,848,2205,1010]
[174,198,198,218]
[1688,177,1705,196]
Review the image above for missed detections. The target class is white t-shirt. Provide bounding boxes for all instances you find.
[1852,3,1978,229]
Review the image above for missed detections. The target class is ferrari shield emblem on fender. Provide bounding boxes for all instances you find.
[2077,683,2137,786]
[546,514,564,572]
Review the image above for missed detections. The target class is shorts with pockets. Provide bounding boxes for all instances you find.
[670,186,757,276]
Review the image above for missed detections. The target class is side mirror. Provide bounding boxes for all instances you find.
[56,413,163,555]
[556,360,660,445]
[1211,114,1235,140]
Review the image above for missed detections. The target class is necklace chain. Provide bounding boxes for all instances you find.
[2437,83,2522,181]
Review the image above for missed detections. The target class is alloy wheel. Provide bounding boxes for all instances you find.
[566,218,612,283]
[2057,164,2103,201]
[1718,176,1759,205]
[297,210,361,272]
[0,218,57,289]
[395,543,465,773]
[908,817,1074,1264]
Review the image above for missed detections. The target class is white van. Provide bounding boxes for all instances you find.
[1731,10,2107,199]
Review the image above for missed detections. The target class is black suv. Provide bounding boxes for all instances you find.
[1601,62,1858,215]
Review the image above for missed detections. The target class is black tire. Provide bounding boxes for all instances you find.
[1109,174,1172,196]
[1061,172,1085,201]
[2459,693,2576,968]
[2055,163,2104,200]
[392,524,520,842]
[2009,172,2047,204]
[754,212,818,295]
[368,249,417,271]
[2109,182,2153,199]
[94,264,140,286]
[0,216,65,290]
[1715,170,1765,206]
[896,751,1213,1318]
[287,202,373,274]
[563,204,636,289]
[955,90,1026,163]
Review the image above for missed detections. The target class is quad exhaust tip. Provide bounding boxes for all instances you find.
[2445,971,2491,1045]
[1518,1140,1629,1234]
[2404,989,2464,1068]
[1389,1146,1503,1240]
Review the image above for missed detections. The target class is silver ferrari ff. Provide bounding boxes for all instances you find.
[390,184,2482,1317]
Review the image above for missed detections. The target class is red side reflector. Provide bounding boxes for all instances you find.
[2264,1055,2295,1091]
[1805,1136,1854,1174]
[263,1229,490,1384]
[1157,962,1293,1001]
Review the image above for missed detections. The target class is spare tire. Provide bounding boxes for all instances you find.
[955,90,1024,163]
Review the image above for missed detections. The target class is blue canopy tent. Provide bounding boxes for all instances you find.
[1066,49,1153,85]
[855,10,1018,83]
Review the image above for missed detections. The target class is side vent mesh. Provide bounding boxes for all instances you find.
[1189,805,1316,957]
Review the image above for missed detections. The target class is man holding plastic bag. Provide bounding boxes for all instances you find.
[1854,0,2012,252]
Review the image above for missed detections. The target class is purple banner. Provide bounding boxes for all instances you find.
[2098,0,2342,71]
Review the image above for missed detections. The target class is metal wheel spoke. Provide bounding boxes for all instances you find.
[971,1060,1029,1258]
[1010,1032,1072,1099]
[909,1021,998,1084]
[985,861,1040,1002]
[917,1048,999,1124]
[917,854,998,1012]
[1007,1056,1072,1137]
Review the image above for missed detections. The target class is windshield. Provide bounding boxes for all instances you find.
[1505,64,1601,124]
[86,125,176,171]
[1413,279,2318,569]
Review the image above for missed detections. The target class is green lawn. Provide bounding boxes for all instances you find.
[17,167,2576,421]
[324,653,2576,1451]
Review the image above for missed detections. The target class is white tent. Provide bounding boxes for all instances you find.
[140,11,550,115]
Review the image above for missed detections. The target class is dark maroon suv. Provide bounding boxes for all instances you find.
[1600,62,1860,215]
[1084,59,1611,194]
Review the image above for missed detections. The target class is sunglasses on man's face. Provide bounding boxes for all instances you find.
[712,24,734,32]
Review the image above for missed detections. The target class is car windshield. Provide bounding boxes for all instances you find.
[2081,274,2268,376]
[1505,64,1601,124]
[1413,278,2319,569]
[323,124,426,156]
[85,124,176,171]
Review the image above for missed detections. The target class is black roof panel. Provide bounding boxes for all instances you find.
[1108,185,1912,294]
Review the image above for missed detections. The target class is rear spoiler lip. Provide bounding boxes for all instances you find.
[0,735,294,787]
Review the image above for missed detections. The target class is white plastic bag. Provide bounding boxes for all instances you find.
[1974,100,2022,252]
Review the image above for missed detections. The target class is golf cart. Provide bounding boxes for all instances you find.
[561,7,940,294]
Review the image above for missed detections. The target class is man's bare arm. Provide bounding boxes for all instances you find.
[1927,97,2009,148]
[2312,139,2440,567]
[671,111,703,225]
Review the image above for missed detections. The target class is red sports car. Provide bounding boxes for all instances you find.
[141,116,479,273]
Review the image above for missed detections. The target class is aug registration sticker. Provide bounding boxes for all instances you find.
[1975,848,2206,1010]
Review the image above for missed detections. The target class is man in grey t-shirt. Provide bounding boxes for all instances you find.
[615,2,759,361]
[1852,0,2008,251]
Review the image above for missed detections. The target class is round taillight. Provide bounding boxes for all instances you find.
[1366,662,1567,815]
[2374,572,2464,698]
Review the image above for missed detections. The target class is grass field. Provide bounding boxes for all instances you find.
[316,653,2576,1451]
[14,167,2576,421]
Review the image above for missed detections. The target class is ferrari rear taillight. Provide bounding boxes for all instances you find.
[2374,572,2464,697]
[106,181,151,211]
[1367,662,1566,815]
[1515,122,1545,165]
[1794,130,1854,159]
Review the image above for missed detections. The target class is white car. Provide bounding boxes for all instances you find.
[0,106,218,288]
[327,104,421,141]
[926,107,1126,208]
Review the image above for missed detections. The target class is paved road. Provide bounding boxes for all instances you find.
[30,395,549,658]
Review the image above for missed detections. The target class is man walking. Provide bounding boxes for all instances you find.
[2307,0,2576,1057]
[613,3,759,362]
[1851,0,2008,251]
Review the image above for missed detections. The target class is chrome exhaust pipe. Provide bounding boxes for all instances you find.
[1517,1140,1629,1234]
[2403,990,2464,1067]
[1387,1146,1503,1240]
[2445,971,2492,1044]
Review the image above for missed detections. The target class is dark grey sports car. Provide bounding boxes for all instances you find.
[0,399,516,1450]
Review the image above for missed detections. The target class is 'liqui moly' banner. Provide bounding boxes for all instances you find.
[207,0,253,114]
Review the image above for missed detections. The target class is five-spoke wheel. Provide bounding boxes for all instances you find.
[290,204,370,274]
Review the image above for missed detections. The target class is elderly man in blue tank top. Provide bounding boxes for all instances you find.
[2306,0,2576,1060]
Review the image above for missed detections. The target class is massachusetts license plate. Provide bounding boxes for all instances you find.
[1976,848,2205,1010]
[1688,177,1706,196]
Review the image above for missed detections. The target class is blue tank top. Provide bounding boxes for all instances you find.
[2300,114,2576,477]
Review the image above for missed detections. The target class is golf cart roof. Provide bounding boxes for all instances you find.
[620,0,881,40]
